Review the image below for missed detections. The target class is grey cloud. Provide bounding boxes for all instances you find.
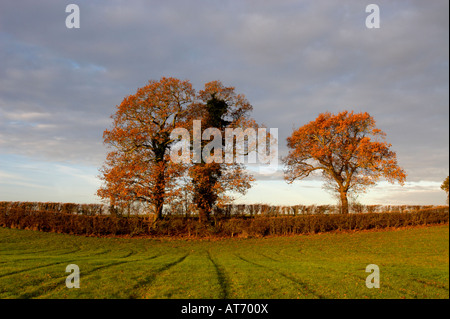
[0,0,448,184]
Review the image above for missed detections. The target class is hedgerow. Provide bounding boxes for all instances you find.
[0,202,447,238]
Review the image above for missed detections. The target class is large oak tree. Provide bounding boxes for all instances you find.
[97,77,196,219]
[283,111,406,214]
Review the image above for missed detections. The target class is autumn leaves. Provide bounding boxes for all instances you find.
[97,77,406,220]
[97,78,262,221]
[98,78,195,219]
[283,111,406,214]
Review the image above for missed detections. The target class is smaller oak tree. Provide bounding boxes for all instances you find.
[187,81,256,222]
[283,111,406,214]
[97,77,196,219]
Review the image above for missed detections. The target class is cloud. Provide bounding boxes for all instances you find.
[0,170,52,189]
[0,155,101,203]
[0,0,448,204]
[361,181,448,205]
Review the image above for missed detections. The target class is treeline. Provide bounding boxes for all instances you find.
[0,201,105,216]
[0,201,444,217]
[177,203,442,217]
[0,202,448,238]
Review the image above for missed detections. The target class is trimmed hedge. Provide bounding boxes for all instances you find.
[0,201,440,217]
[0,205,448,238]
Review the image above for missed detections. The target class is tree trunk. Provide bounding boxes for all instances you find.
[155,200,164,220]
[154,164,166,220]
[198,207,210,224]
[109,204,117,216]
[340,191,349,214]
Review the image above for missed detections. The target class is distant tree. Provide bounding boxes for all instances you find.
[441,176,449,204]
[283,111,407,214]
[97,77,196,220]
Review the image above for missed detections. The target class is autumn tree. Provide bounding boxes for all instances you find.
[441,176,449,204]
[283,111,406,214]
[187,81,256,222]
[97,77,196,220]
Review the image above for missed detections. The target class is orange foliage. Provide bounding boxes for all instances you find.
[97,77,196,218]
[283,111,407,214]
[97,78,256,221]
[188,81,256,222]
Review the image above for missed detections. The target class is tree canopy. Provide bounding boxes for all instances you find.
[188,81,256,222]
[283,111,407,214]
[97,77,196,219]
[97,78,257,221]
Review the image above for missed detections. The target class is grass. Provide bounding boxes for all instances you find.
[0,225,448,299]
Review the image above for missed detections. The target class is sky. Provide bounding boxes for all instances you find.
[0,0,448,206]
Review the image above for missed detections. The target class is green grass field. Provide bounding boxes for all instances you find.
[0,225,448,299]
